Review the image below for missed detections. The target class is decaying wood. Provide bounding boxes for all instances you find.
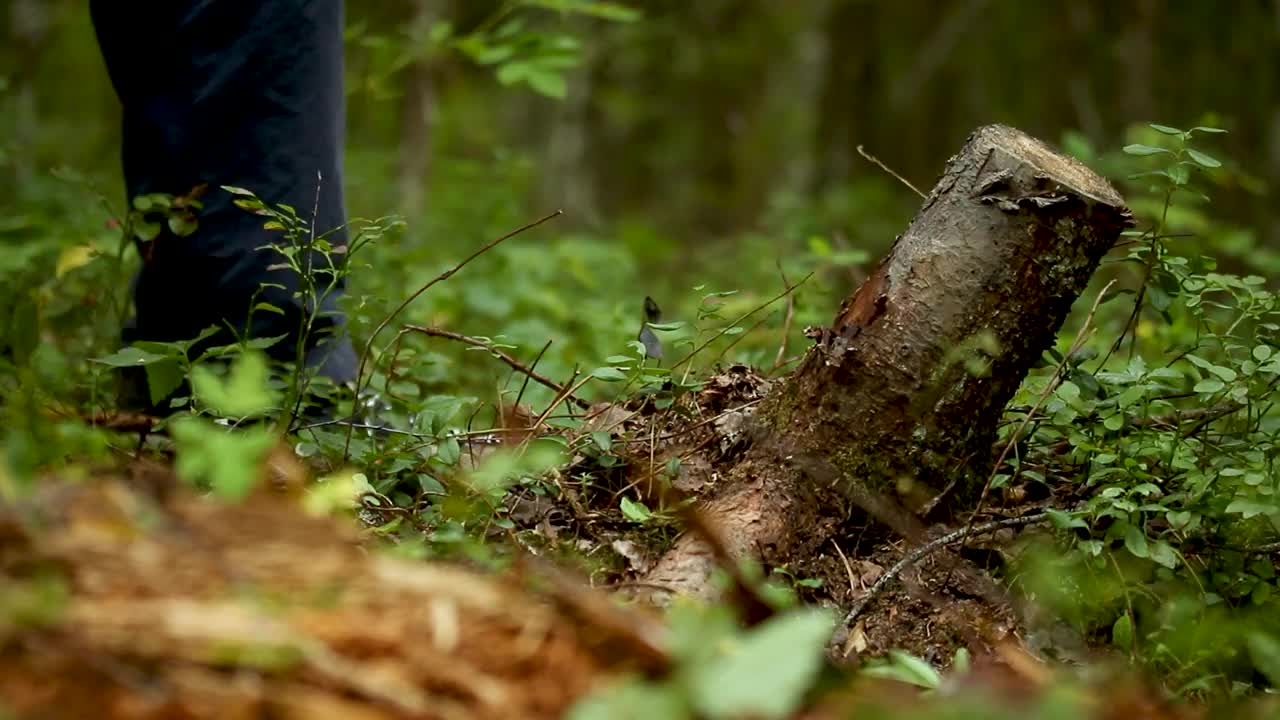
[642,124,1134,599]
[0,476,666,720]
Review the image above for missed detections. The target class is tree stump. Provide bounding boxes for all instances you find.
[644,124,1134,598]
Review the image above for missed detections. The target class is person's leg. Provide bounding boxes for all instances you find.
[91,0,356,410]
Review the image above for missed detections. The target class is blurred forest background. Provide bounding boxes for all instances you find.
[2,0,1277,401]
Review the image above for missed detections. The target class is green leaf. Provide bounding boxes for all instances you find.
[189,351,278,417]
[1166,510,1193,530]
[1147,284,1172,313]
[1191,126,1228,134]
[1247,633,1280,687]
[1252,345,1273,363]
[428,20,453,44]
[526,68,568,99]
[1226,498,1275,518]
[567,679,689,720]
[665,456,682,478]
[1148,123,1184,135]
[619,496,652,523]
[1186,148,1222,168]
[646,321,686,331]
[170,417,276,501]
[1149,540,1179,570]
[475,45,516,65]
[1208,364,1238,382]
[496,60,528,86]
[146,359,186,407]
[1123,143,1170,156]
[688,610,833,719]
[580,2,642,22]
[241,333,288,353]
[221,185,257,197]
[134,220,162,242]
[1193,378,1225,394]
[1124,524,1149,558]
[436,436,462,466]
[253,302,286,316]
[1112,613,1134,649]
[590,431,613,452]
[168,214,199,237]
[591,366,628,382]
[1185,354,1214,370]
[1047,509,1087,530]
[861,650,943,689]
[93,346,170,368]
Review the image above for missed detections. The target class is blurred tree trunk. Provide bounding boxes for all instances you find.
[1268,3,1280,251]
[7,0,52,187]
[396,0,450,217]
[753,0,832,209]
[812,1,881,193]
[643,125,1134,599]
[889,0,990,112]
[1066,4,1104,141]
[543,16,599,226]
[1120,0,1161,123]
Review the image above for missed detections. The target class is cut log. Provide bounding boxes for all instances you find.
[644,124,1134,598]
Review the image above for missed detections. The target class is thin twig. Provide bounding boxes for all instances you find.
[706,311,775,369]
[515,339,554,411]
[343,210,562,459]
[831,540,858,597]
[297,419,430,438]
[523,368,591,444]
[842,513,1049,626]
[670,273,813,372]
[857,145,925,199]
[613,398,765,445]
[404,325,589,409]
[772,261,797,372]
[284,171,326,430]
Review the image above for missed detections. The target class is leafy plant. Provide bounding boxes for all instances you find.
[1004,123,1280,692]
[568,603,834,720]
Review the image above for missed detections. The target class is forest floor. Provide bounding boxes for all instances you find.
[6,366,1251,720]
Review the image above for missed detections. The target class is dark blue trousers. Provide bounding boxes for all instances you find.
[91,0,357,388]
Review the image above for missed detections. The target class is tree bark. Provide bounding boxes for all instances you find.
[643,125,1134,599]
[7,0,52,187]
[542,16,599,225]
[396,0,448,216]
